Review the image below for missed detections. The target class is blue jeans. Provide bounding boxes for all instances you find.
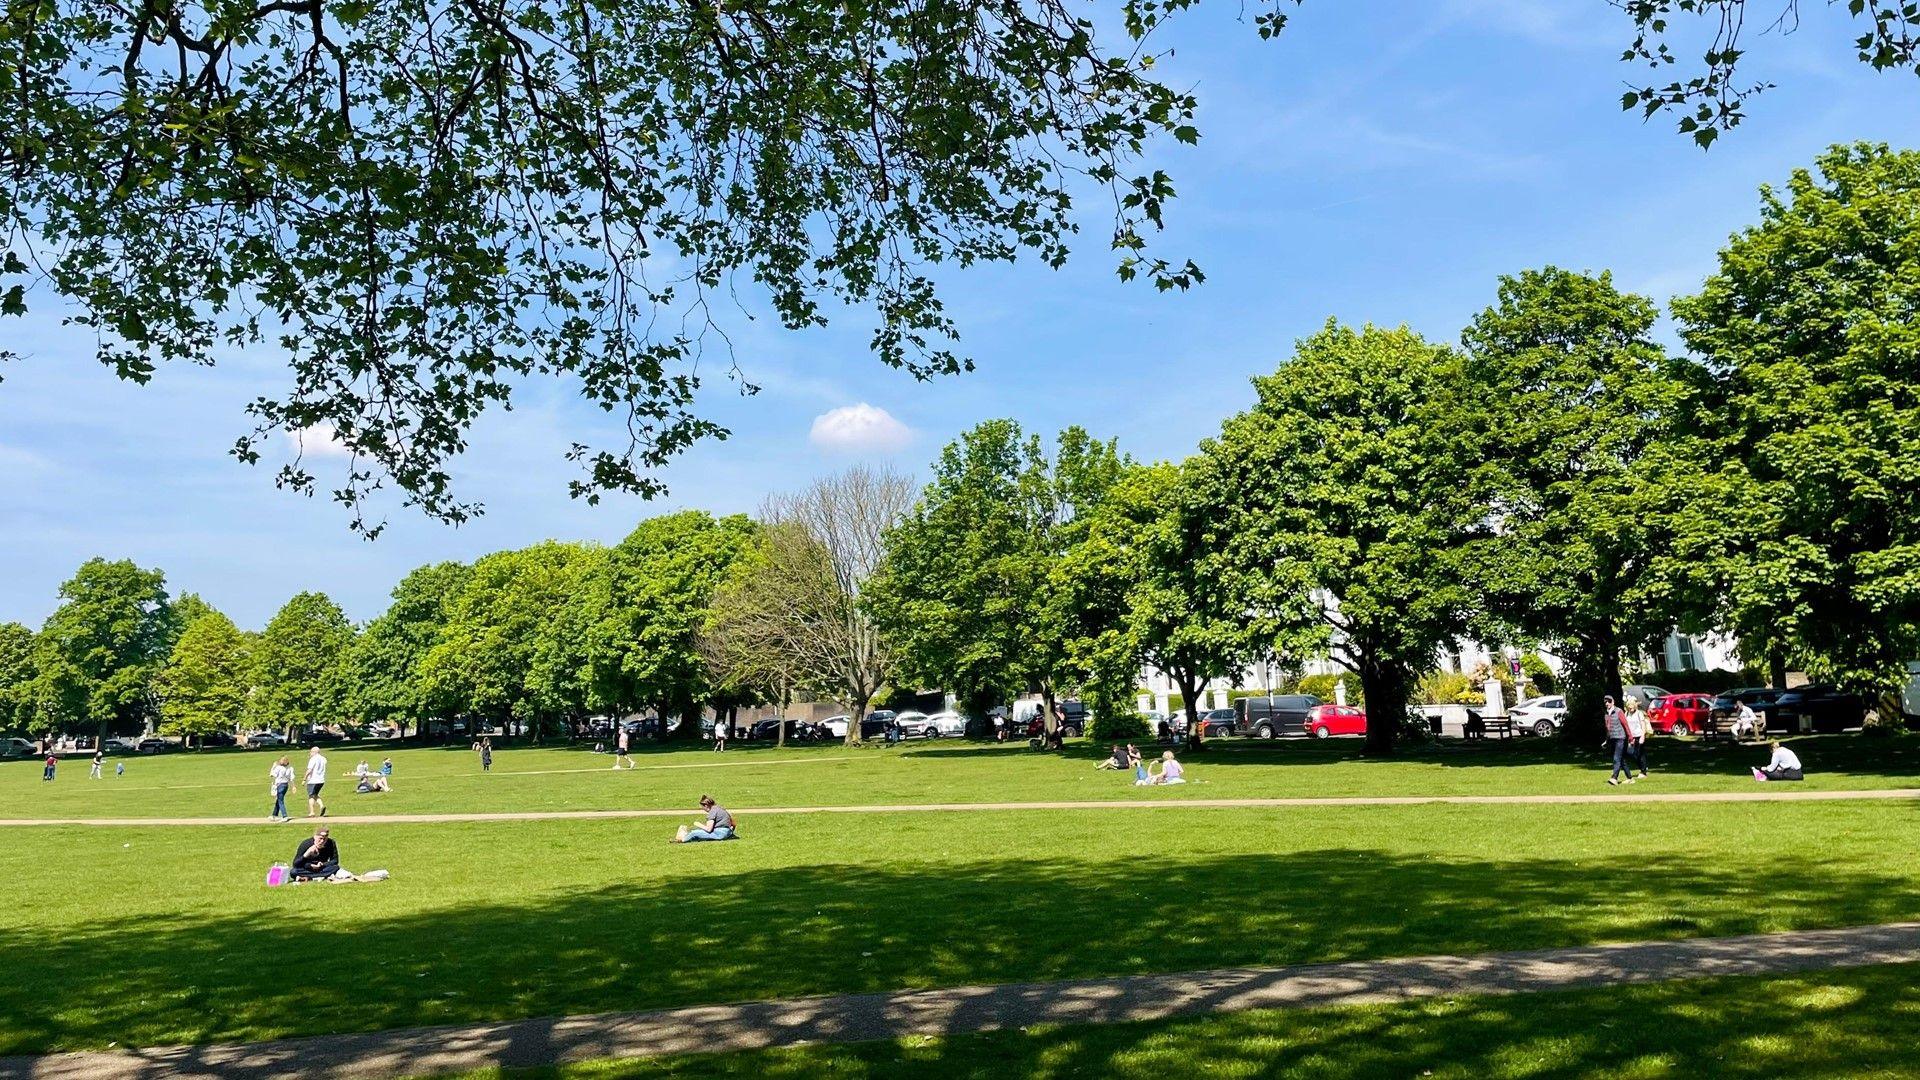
[684,826,735,842]
[272,784,289,818]
[1610,737,1631,779]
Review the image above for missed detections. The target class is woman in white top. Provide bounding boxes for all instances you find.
[269,756,295,821]
[1623,697,1651,779]
[1753,740,1804,781]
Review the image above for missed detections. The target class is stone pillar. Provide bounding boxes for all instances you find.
[1483,677,1506,718]
[1334,678,1348,707]
[1136,693,1152,714]
[1155,691,1170,715]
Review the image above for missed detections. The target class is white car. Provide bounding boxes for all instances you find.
[894,710,933,737]
[924,711,967,738]
[247,731,288,747]
[1508,695,1567,737]
[821,715,851,738]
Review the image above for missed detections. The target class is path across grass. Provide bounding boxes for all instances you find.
[4,734,1917,820]
[9,923,1915,1079]
[4,784,1916,827]
[3,799,1916,1056]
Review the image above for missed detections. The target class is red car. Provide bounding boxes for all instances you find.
[1649,692,1714,736]
[1306,704,1366,738]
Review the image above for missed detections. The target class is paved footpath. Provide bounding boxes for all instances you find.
[5,922,1918,1079]
[2,785,1916,827]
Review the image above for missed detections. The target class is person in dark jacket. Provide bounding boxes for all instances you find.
[292,827,340,880]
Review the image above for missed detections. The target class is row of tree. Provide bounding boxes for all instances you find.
[5,144,1916,755]
[866,143,1920,753]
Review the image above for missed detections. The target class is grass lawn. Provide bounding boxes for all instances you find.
[2,799,1916,1055]
[450,963,1920,1079]
[4,733,1918,819]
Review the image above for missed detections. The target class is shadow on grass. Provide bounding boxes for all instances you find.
[491,962,1920,1080]
[7,843,1918,1056]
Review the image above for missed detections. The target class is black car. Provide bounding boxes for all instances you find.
[860,716,899,740]
[1771,685,1866,734]
[1021,700,1089,739]
[303,729,347,745]
[1234,695,1322,739]
[1708,687,1788,730]
[747,718,818,742]
[135,737,172,754]
[1191,707,1238,737]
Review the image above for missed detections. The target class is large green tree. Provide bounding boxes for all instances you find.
[346,561,472,737]
[29,558,174,739]
[1458,267,1693,741]
[157,609,254,743]
[249,591,355,736]
[870,421,1127,727]
[1661,143,1920,721]
[0,622,36,735]
[589,512,755,737]
[1198,322,1484,755]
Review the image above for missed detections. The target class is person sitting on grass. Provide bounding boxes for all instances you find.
[1097,745,1127,770]
[355,773,389,794]
[291,827,340,880]
[1752,740,1804,782]
[674,795,737,843]
[1142,750,1186,786]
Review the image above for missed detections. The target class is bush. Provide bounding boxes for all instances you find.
[1418,670,1480,706]
[1520,653,1557,694]
[1623,667,1761,695]
[1090,709,1151,742]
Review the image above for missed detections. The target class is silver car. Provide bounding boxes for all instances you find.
[924,711,967,738]
[1508,695,1567,738]
[894,711,933,737]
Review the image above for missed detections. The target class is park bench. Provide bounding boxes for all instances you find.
[1461,711,1515,740]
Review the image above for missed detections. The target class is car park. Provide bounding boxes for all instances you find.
[924,711,968,738]
[1648,692,1714,735]
[1235,695,1322,739]
[893,711,934,737]
[1771,684,1866,734]
[1305,703,1366,738]
[1508,695,1567,737]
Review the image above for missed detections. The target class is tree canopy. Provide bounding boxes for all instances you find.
[157,608,254,740]
[28,558,174,737]
[250,590,355,734]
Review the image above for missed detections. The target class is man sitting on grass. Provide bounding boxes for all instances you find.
[1753,740,1804,782]
[291,827,341,880]
[1097,745,1128,770]
[674,795,737,843]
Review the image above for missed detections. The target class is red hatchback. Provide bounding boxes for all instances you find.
[1649,692,1714,736]
[1306,704,1366,738]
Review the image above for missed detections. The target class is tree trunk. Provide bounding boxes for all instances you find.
[1175,670,1204,752]
[846,697,868,747]
[1357,660,1403,757]
[1769,652,1789,691]
[1559,625,1621,745]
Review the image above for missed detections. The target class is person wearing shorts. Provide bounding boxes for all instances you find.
[305,746,329,817]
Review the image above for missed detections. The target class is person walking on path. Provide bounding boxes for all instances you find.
[89,748,104,780]
[304,745,329,818]
[615,728,633,769]
[269,755,294,821]
[42,752,56,782]
[1624,697,1651,780]
[1604,696,1636,786]
[1754,740,1805,782]
[480,738,493,772]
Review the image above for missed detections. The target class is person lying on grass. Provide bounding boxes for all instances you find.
[292,827,340,880]
[355,774,389,794]
[1753,740,1804,782]
[674,795,737,843]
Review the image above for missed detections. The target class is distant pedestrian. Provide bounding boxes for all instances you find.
[713,721,728,752]
[1624,697,1651,779]
[381,757,393,787]
[115,761,125,777]
[1753,740,1804,782]
[42,753,56,782]
[305,746,329,817]
[269,755,294,821]
[480,738,493,772]
[90,749,104,780]
[1603,696,1635,786]
[615,728,633,769]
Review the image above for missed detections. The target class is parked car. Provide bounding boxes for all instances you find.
[821,714,851,738]
[1,737,36,759]
[1235,695,1322,739]
[303,729,346,745]
[1622,683,1671,708]
[106,736,145,752]
[1709,688,1788,732]
[198,731,238,747]
[1508,695,1567,738]
[246,731,287,747]
[1772,684,1866,734]
[894,711,934,737]
[1305,703,1367,738]
[924,711,968,738]
[1021,700,1089,739]
[135,736,172,754]
[1194,707,1238,738]
[860,716,898,740]
[1648,692,1715,736]
[748,718,817,742]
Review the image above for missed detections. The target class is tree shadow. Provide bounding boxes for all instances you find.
[7,837,1918,1057]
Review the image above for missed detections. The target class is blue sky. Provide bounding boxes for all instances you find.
[4,0,1918,628]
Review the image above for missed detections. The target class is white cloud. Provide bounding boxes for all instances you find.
[808,403,913,454]
[286,421,353,458]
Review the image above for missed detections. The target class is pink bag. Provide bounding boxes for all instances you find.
[265,863,288,887]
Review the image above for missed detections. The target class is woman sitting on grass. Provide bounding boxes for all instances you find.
[674,795,737,842]
[1753,740,1804,782]
[1143,750,1186,786]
